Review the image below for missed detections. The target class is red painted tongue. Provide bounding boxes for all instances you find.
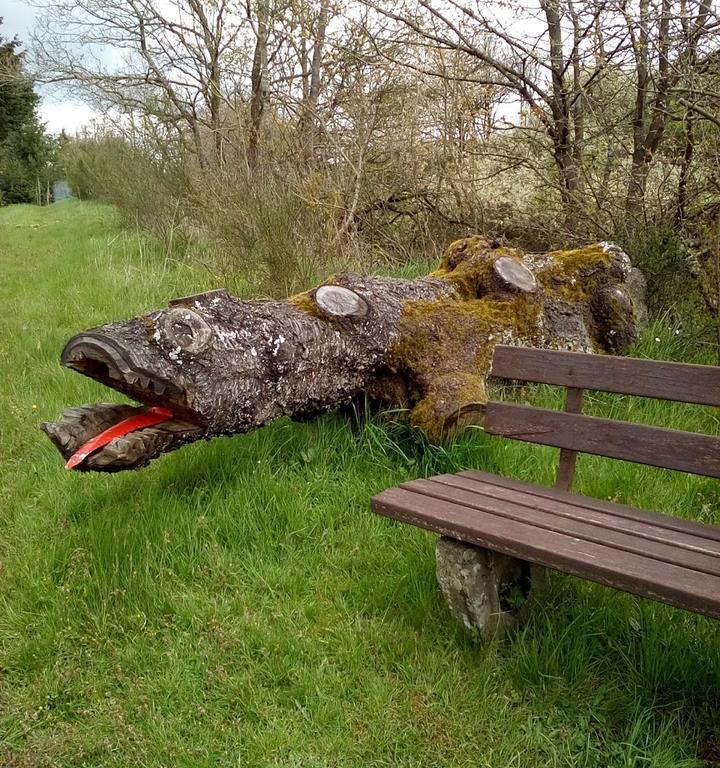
[66,406,175,470]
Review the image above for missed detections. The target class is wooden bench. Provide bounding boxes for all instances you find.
[372,345,720,635]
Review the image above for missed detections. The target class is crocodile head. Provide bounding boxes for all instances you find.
[41,288,310,471]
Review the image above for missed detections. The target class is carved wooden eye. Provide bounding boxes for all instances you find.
[158,308,212,354]
[313,285,368,318]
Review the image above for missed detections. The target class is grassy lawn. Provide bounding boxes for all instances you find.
[1,200,719,767]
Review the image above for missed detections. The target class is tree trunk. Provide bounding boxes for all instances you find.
[248,0,269,173]
[299,0,329,166]
[626,0,650,220]
[42,237,646,472]
[542,0,582,228]
[209,62,223,166]
[626,153,650,219]
[675,108,695,227]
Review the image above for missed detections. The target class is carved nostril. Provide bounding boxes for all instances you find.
[158,308,212,354]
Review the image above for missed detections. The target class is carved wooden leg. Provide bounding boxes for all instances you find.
[435,536,539,639]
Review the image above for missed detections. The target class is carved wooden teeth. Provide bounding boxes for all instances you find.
[120,371,170,396]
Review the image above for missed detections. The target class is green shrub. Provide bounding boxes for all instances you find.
[61,133,189,249]
[622,227,689,315]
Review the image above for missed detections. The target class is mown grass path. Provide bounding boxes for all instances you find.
[1,201,719,766]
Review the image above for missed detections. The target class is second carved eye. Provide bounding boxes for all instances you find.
[157,308,213,354]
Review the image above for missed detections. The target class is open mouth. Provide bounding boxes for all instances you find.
[41,334,203,472]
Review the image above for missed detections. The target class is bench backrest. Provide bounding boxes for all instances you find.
[486,346,720,490]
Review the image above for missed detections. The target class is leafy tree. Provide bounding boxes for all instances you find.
[0,19,57,204]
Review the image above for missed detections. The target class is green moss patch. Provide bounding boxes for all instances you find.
[288,291,322,318]
[537,244,614,302]
[392,294,543,441]
[432,236,522,299]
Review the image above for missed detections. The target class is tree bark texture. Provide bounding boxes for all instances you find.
[43,236,646,472]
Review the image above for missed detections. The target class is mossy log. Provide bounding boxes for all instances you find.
[43,236,646,472]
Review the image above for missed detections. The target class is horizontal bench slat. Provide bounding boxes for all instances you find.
[401,476,720,576]
[485,401,720,478]
[372,486,720,618]
[491,346,720,406]
[458,469,720,547]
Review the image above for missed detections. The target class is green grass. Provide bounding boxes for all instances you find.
[1,200,719,767]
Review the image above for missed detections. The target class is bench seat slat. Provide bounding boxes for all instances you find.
[401,476,720,576]
[372,486,720,619]
[485,402,720,478]
[459,469,720,542]
[442,474,720,557]
[491,345,720,406]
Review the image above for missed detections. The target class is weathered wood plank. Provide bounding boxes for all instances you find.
[555,386,583,490]
[484,402,720,478]
[452,472,720,554]
[460,469,720,542]
[372,487,720,618]
[491,345,720,406]
[400,476,720,575]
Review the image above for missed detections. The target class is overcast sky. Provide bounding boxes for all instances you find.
[3,0,532,135]
[4,0,96,134]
